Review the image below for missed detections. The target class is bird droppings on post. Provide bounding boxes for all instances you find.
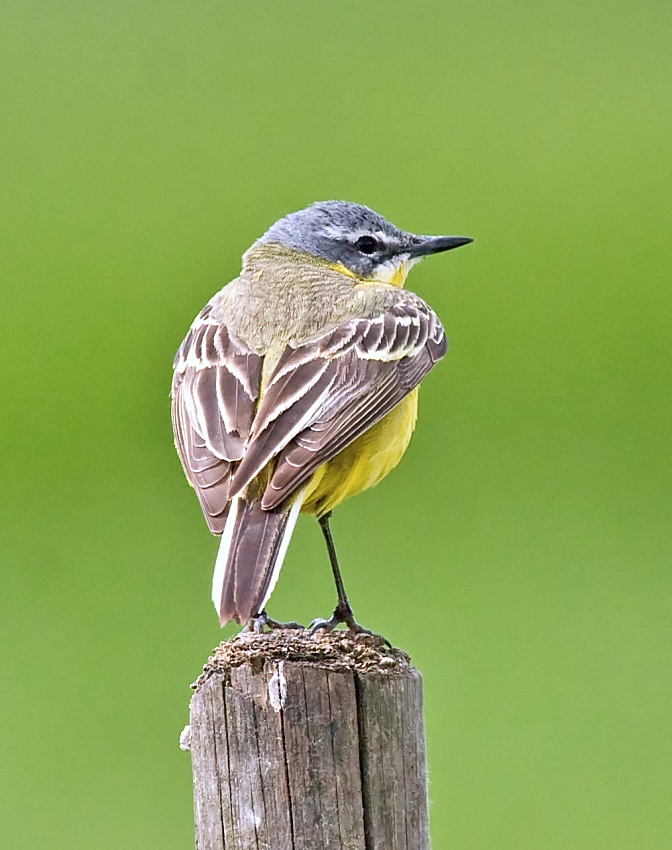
[191,629,410,692]
[179,723,191,751]
[267,660,287,712]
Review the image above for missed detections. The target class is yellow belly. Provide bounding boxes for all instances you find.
[301,388,419,518]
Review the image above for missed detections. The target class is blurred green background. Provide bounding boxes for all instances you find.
[1,1,670,847]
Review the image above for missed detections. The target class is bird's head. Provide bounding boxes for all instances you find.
[250,200,472,287]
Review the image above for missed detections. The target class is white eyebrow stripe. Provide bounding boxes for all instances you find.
[319,225,401,246]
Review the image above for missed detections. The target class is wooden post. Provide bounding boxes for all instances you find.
[184,629,429,850]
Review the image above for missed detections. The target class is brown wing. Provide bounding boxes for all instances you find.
[171,303,262,533]
[228,295,447,510]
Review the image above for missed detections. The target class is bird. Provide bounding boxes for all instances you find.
[171,201,472,631]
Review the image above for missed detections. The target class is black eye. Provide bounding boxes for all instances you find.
[355,235,378,254]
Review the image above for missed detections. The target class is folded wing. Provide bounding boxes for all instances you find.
[171,303,262,533]
[228,294,447,510]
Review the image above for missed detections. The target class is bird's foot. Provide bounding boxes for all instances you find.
[245,610,305,634]
[309,600,374,637]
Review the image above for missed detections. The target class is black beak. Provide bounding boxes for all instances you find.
[406,235,473,258]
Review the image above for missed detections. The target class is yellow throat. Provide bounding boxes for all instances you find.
[328,255,418,288]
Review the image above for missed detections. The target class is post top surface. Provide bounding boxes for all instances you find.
[192,629,412,691]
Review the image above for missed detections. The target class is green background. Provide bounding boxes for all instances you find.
[1,1,670,847]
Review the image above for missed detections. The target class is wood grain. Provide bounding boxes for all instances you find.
[188,630,429,849]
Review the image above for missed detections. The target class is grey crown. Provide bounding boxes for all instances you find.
[256,200,416,278]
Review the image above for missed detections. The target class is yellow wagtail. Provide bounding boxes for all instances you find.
[171,201,472,631]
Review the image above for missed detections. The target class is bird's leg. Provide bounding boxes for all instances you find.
[245,610,305,633]
[310,512,373,635]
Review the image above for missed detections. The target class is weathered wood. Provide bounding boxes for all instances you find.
[186,630,429,850]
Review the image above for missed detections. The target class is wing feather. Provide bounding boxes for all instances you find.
[229,361,339,487]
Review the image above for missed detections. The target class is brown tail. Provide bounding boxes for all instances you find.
[211,495,303,625]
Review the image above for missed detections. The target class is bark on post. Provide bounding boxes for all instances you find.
[185,630,429,850]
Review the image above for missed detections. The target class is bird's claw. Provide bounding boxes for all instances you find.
[309,602,375,637]
[245,610,305,633]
